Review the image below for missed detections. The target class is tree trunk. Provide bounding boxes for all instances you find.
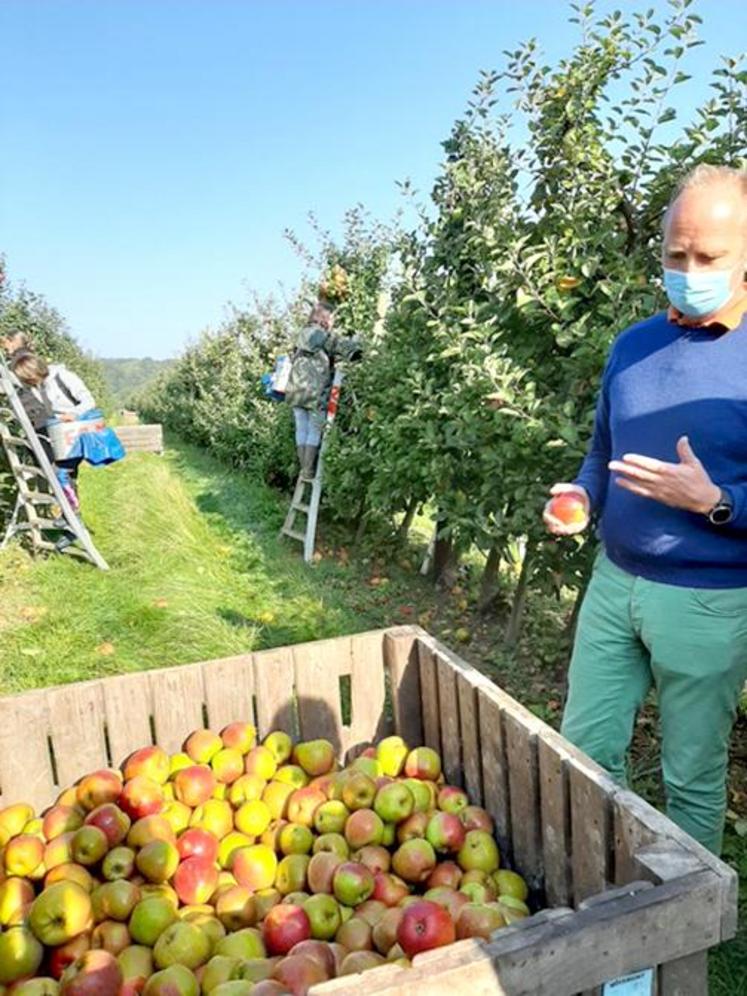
[396,497,418,543]
[504,541,534,650]
[478,545,502,614]
[432,518,459,587]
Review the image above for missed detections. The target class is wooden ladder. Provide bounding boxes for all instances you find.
[0,360,109,570]
[280,370,343,564]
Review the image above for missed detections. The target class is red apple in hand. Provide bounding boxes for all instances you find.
[549,493,587,525]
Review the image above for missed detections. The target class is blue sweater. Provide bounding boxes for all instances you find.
[575,310,747,588]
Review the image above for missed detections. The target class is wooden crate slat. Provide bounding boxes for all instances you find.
[504,710,543,888]
[477,685,511,865]
[46,682,109,789]
[149,665,206,755]
[348,629,390,754]
[456,670,483,806]
[252,646,296,739]
[417,640,441,754]
[435,650,462,787]
[383,626,423,747]
[538,737,572,907]
[201,654,255,733]
[103,672,155,767]
[0,690,55,811]
[293,638,345,753]
[658,951,708,996]
[569,762,612,905]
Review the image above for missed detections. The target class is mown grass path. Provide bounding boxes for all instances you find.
[0,438,743,993]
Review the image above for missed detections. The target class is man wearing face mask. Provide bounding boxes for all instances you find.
[544,164,747,855]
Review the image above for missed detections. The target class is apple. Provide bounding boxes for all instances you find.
[272,953,328,992]
[161,801,192,835]
[261,819,288,851]
[217,832,252,869]
[128,896,178,947]
[44,831,76,871]
[495,895,530,923]
[92,880,141,921]
[234,799,272,837]
[292,739,335,777]
[375,736,409,777]
[373,782,414,824]
[48,933,91,980]
[198,953,240,991]
[10,978,61,995]
[208,748,243,786]
[460,805,495,834]
[76,770,122,812]
[142,964,200,995]
[352,756,380,779]
[119,777,163,821]
[426,860,462,890]
[153,921,210,970]
[174,767,216,808]
[372,907,404,955]
[456,902,506,939]
[261,781,294,820]
[118,944,154,987]
[381,821,396,847]
[244,747,277,781]
[220,721,256,754]
[171,856,218,906]
[286,787,325,828]
[263,731,293,765]
[215,885,256,931]
[302,893,341,941]
[426,811,466,854]
[355,899,388,927]
[548,492,587,525]
[312,833,349,858]
[136,840,180,883]
[45,862,95,893]
[335,916,373,951]
[396,811,429,844]
[176,828,218,864]
[0,802,35,837]
[273,765,307,789]
[71,826,109,867]
[354,844,390,874]
[91,919,131,956]
[403,747,441,781]
[29,881,92,946]
[213,926,266,960]
[493,868,529,901]
[43,805,84,840]
[278,822,314,856]
[402,778,432,813]
[424,885,470,922]
[437,786,469,814]
[288,938,336,978]
[184,729,222,765]
[397,899,455,957]
[312,800,349,836]
[124,747,170,786]
[189,799,233,840]
[274,852,309,895]
[59,949,123,994]
[0,876,35,926]
[252,980,297,995]
[341,772,376,812]
[460,877,496,904]
[332,862,375,907]
[262,903,311,956]
[0,925,43,984]
[372,871,409,907]
[457,830,500,874]
[391,839,436,883]
[253,887,282,921]
[139,882,179,906]
[84,804,130,848]
[344,809,384,850]
[339,950,386,974]
[306,851,343,895]
[232,844,278,891]
[4,834,44,877]
[128,815,176,849]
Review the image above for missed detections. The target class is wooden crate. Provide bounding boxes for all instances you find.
[0,627,736,995]
[115,423,164,454]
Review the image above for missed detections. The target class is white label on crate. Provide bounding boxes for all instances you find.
[602,969,655,995]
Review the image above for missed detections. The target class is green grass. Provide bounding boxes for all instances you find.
[0,439,410,693]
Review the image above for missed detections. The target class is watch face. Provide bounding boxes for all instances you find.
[710,504,733,525]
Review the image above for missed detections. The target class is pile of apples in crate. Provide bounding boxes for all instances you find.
[0,723,530,995]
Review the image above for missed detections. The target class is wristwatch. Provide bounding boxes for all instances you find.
[706,489,734,525]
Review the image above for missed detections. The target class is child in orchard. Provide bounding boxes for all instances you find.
[285,301,361,481]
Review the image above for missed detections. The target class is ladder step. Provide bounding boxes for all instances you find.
[291,503,310,514]
[282,528,306,543]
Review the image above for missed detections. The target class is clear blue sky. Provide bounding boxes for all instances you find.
[1,1,743,359]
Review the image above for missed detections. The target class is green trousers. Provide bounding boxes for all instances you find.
[561,552,747,854]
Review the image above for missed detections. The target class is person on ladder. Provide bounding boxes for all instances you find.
[285,301,361,482]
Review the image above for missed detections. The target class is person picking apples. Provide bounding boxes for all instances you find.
[545,164,747,855]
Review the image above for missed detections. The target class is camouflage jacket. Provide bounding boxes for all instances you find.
[285,324,361,410]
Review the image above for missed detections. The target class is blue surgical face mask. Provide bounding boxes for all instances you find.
[663,266,736,318]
